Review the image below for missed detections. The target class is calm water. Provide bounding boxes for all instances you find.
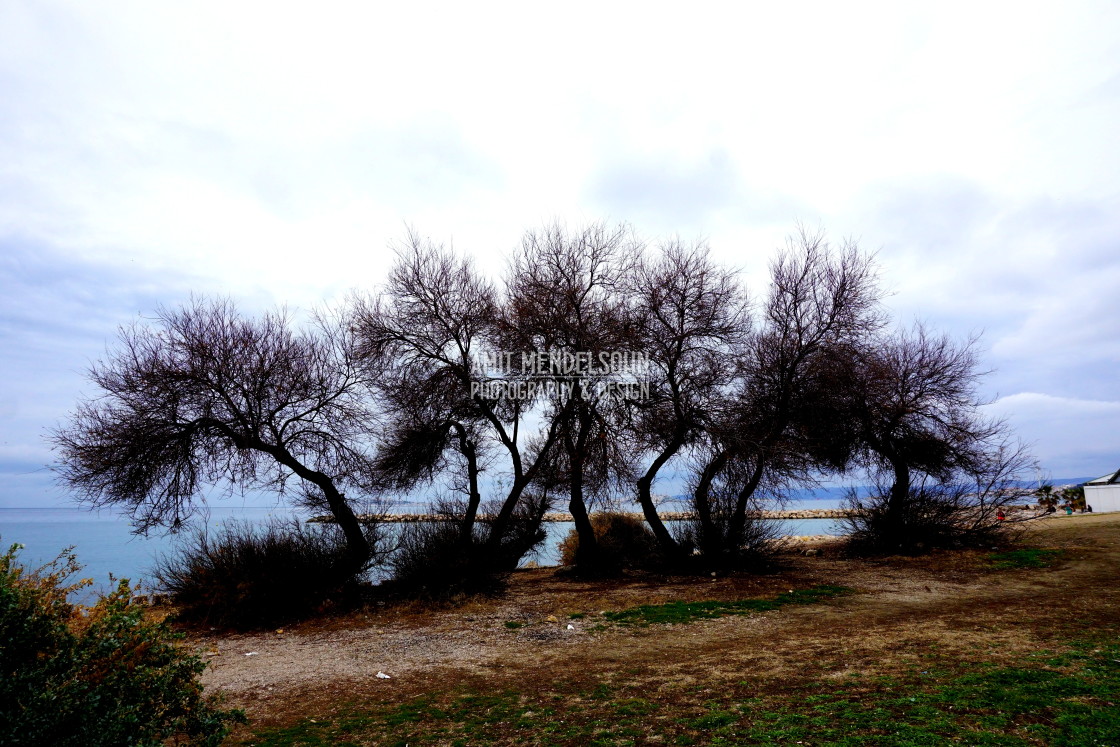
[0,506,306,602]
[1,504,845,602]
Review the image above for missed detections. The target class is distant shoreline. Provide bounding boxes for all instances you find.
[310,508,857,523]
[308,504,1048,524]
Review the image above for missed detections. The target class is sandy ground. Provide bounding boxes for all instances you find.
[193,512,1120,724]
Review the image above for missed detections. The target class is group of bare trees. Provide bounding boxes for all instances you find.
[52,222,1033,584]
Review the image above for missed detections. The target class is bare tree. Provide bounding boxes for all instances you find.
[350,232,498,546]
[856,326,995,504]
[628,238,749,558]
[502,222,642,572]
[51,297,379,571]
[350,230,567,569]
[841,324,1036,551]
[688,228,885,564]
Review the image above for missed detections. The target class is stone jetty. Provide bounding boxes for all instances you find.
[307,508,855,524]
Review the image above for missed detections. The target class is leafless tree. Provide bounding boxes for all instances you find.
[502,222,642,571]
[627,238,749,558]
[50,221,1037,589]
[688,228,885,564]
[841,324,1036,551]
[349,232,499,546]
[50,297,379,571]
[856,326,994,500]
[350,230,572,569]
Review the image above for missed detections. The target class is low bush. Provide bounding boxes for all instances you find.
[0,542,243,746]
[384,498,548,599]
[843,484,1016,555]
[558,512,660,573]
[384,521,499,598]
[384,520,545,599]
[154,518,372,629]
[672,509,784,572]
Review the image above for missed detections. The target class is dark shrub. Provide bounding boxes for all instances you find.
[384,513,546,599]
[843,483,1016,555]
[154,518,374,629]
[558,512,660,573]
[384,521,498,598]
[674,507,784,571]
[490,506,550,570]
[383,493,549,599]
[0,542,244,746]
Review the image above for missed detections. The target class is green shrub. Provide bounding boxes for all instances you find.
[0,542,243,746]
[558,512,659,572]
[155,518,371,629]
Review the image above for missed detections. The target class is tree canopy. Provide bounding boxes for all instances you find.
[52,223,1031,575]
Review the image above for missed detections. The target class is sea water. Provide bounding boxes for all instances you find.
[1,502,846,603]
[0,505,306,603]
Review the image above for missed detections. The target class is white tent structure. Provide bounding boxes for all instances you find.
[1084,468,1120,513]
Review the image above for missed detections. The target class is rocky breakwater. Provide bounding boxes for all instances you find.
[308,507,856,523]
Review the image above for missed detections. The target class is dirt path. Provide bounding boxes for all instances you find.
[195,513,1120,723]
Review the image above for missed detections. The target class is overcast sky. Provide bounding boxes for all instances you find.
[2,1,1118,509]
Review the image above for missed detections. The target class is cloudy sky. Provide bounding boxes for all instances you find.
[2,1,1118,508]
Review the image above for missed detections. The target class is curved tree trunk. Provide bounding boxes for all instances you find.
[483,403,567,559]
[693,449,728,562]
[205,418,371,570]
[635,438,684,558]
[566,421,599,572]
[728,460,767,553]
[255,438,371,572]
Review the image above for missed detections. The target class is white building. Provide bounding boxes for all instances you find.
[1084,468,1120,513]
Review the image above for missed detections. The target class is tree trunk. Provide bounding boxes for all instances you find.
[727,460,767,554]
[635,437,684,558]
[484,476,529,561]
[884,457,911,548]
[453,424,482,546]
[483,401,567,557]
[318,480,371,572]
[693,450,728,562]
[217,423,371,572]
[569,461,598,570]
[566,423,599,571]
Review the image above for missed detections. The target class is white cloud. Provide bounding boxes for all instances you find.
[987,393,1120,477]
[2,0,1120,500]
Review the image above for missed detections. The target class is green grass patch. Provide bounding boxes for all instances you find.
[987,548,1064,570]
[503,620,524,629]
[600,584,852,626]
[241,638,1120,746]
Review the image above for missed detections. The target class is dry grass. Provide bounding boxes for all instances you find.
[184,512,1120,742]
